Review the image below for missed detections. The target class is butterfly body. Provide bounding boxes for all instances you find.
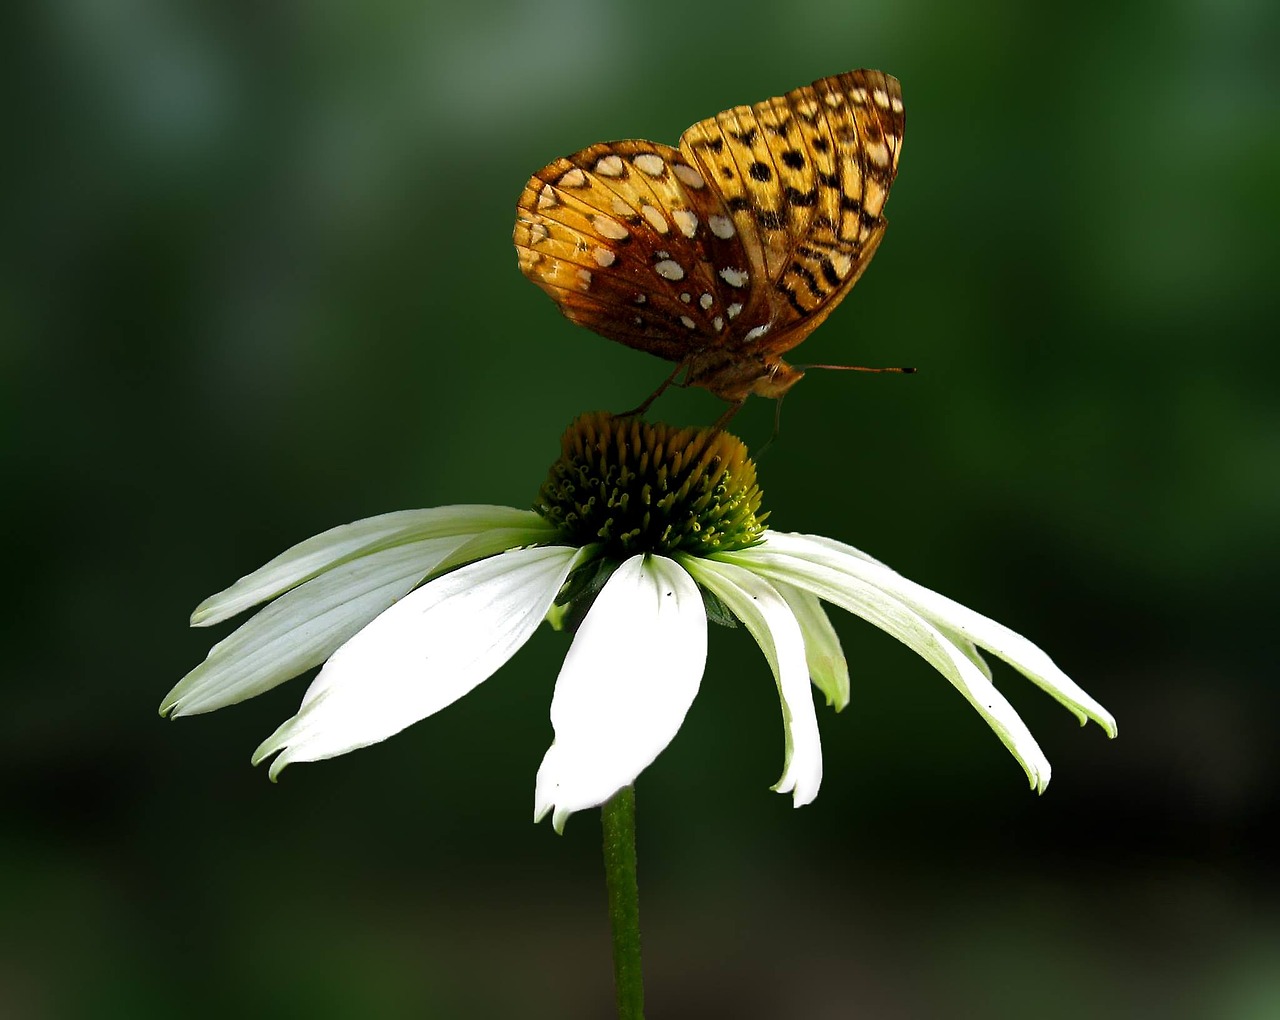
[514,70,904,404]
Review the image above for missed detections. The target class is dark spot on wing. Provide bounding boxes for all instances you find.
[791,261,822,298]
[756,208,784,230]
[784,187,817,207]
[776,282,807,315]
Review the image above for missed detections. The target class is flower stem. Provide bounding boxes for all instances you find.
[601,785,644,1019]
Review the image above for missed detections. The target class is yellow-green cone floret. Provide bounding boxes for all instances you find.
[535,412,768,558]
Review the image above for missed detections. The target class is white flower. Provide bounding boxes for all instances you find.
[163,415,1116,833]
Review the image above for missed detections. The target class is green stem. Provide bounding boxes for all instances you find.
[601,785,644,1019]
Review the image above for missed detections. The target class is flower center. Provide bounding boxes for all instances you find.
[535,412,768,558]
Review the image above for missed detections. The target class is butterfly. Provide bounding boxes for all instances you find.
[513,68,905,413]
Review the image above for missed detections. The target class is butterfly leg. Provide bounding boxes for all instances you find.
[711,398,748,433]
[615,360,690,419]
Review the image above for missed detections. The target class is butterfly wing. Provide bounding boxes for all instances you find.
[514,140,757,364]
[514,69,904,385]
[677,69,904,358]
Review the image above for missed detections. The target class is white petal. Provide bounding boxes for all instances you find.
[785,538,990,682]
[932,620,994,683]
[720,547,1052,792]
[254,544,584,778]
[759,533,1116,738]
[534,555,706,832]
[773,579,851,711]
[192,506,555,627]
[162,535,473,717]
[682,557,822,807]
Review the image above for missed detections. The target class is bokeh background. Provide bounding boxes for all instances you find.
[4,0,1278,1017]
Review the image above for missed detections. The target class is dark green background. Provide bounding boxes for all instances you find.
[5,1,1277,1017]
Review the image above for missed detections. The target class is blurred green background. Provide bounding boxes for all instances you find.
[4,0,1278,1017]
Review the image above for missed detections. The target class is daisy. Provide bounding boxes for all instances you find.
[162,412,1116,831]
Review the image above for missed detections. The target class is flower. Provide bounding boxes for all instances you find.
[163,413,1116,831]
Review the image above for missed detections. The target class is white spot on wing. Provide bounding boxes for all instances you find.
[592,215,629,240]
[595,155,624,177]
[727,302,743,318]
[745,323,771,340]
[594,247,616,267]
[890,96,904,114]
[713,316,724,331]
[872,88,891,109]
[831,252,853,277]
[656,259,685,281]
[634,153,665,176]
[699,293,713,309]
[576,268,592,288]
[680,315,696,329]
[673,163,705,188]
[708,214,736,239]
[672,209,698,238]
[537,185,557,209]
[559,168,587,188]
[642,205,669,233]
[719,266,749,287]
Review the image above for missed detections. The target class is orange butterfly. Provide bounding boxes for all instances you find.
[514,69,906,413]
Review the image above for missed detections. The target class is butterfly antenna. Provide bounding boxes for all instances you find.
[797,363,917,375]
[756,365,911,457]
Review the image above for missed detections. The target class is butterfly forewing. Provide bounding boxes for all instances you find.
[514,68,904,399]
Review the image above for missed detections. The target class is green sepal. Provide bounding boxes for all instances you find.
[701,586,740,629]
[548,553,618,635]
